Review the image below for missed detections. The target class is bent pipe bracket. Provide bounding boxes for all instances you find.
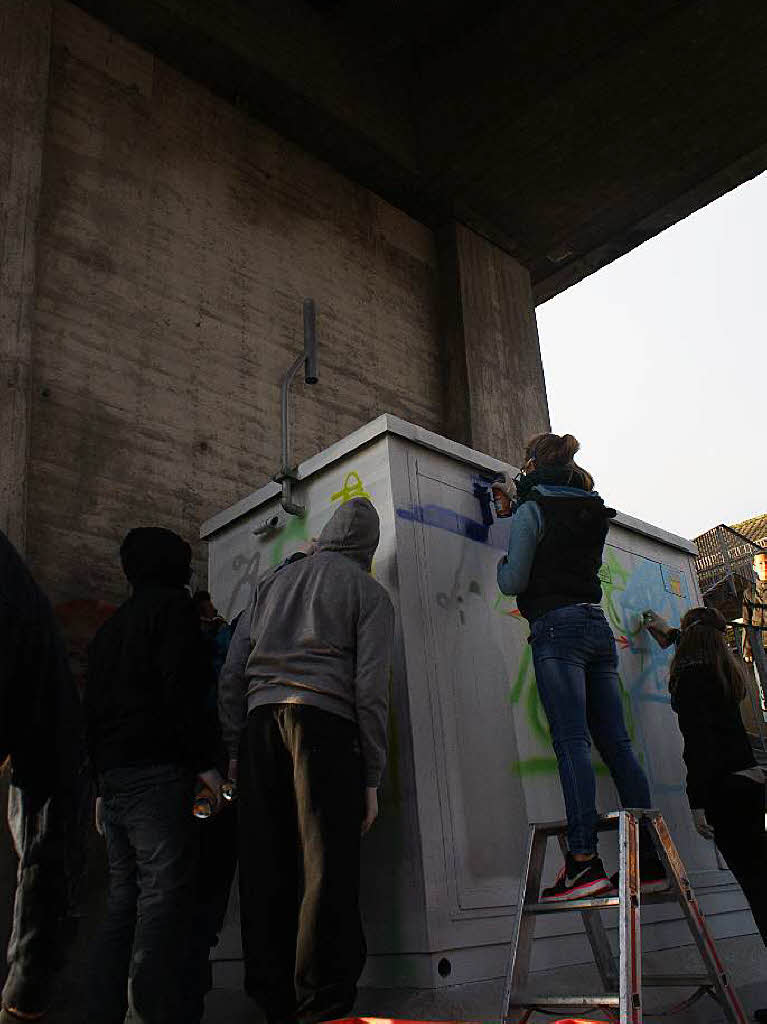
[274,467,305,518]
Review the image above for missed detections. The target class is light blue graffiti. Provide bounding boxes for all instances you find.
[616,557,691,795]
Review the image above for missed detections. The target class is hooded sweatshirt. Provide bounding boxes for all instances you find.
[218,498,395,786]
[85,527,220,775]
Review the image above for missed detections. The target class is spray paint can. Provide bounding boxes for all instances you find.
[491,472,514,518]
[491,486,512,518]
[193,784,217,820]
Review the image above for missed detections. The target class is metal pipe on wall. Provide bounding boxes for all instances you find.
[277,299,318,517]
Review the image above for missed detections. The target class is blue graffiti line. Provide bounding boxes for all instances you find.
[396,504,508,550]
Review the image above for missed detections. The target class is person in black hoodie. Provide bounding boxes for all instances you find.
[84,527,222,1024]
[497,433,665,902]
[0,529,86,1023]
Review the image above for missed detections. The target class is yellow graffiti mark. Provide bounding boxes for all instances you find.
[331,471,370,505]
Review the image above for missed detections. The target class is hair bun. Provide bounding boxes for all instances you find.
[558,434,581,462]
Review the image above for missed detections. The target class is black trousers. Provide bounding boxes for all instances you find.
[239,705,366,1024]
[706,774,767,945]
[3,772,87,1017]
[180,802,238,1023]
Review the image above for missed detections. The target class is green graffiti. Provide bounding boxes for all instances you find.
[526,660,551,743]
[269,515,309,567]
[512,757,611,777]
[600,549,631,631]
[494,592,520,617]
[509,643,531,704]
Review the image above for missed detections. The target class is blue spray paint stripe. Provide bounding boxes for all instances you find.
[396,504,507,550]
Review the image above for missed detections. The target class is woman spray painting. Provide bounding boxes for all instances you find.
[497,432,666,901]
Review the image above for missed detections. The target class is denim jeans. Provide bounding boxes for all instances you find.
[530,604,652,855]
[88,763,197,1024]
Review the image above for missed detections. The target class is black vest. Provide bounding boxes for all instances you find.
[517,492,616,622]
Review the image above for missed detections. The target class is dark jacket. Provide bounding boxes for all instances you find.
[742,579,767,654]
[671,663,757,809]
[0,529,84,800]
[84,528,219,776]
[509,477,616,622]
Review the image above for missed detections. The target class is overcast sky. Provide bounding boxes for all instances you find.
[536,171,765,541]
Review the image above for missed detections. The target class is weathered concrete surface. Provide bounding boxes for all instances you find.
[28,1,446,604]
[440,222,549,464]
[0,0,52,553]
[67,0,767,300]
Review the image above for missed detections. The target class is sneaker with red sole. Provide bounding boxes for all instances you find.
[541,852,613,902]
[609,863,670,895]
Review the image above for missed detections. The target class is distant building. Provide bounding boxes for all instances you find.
[694,514,766,617]
[730,513,767,550]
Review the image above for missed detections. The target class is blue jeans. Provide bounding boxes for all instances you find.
[88,763,197,1024]
[530,604,652,855]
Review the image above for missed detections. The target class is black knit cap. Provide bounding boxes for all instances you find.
[120,527,192,587]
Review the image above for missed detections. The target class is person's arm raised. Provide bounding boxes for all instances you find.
[496,502,544,597]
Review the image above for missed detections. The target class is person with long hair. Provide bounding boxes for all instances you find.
[652,607,767,944]
[497,432,666,901]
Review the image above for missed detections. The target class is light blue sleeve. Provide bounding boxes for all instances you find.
[496,502,545,596]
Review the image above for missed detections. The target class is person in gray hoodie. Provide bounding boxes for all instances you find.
[218,496,395,1024]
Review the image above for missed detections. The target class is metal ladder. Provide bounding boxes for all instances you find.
[501,810,749,1023]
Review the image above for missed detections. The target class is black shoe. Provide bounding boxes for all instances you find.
[609,861,670,895]
[753,1009,767,1023]
[639,858,670,894]
[541,852,612,902]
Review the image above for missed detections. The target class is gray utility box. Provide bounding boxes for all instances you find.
[201,415,754,991]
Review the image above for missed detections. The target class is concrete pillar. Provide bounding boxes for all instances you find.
[0,0,52,553]
[438,222,550,464]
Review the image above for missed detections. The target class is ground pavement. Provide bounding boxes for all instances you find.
[200,933,767,1024]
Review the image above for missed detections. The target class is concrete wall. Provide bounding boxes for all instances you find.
[26,1,444,604]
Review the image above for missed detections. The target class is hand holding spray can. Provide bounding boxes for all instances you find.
[193,778,237,819]
[491,471,516,518]
[193,785,216,820]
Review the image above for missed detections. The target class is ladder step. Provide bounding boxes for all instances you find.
[643,974,712,988]
[523,889,677,916]
[506,993,620,1010]
[525,896,620,914]
[533,813,621,836]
